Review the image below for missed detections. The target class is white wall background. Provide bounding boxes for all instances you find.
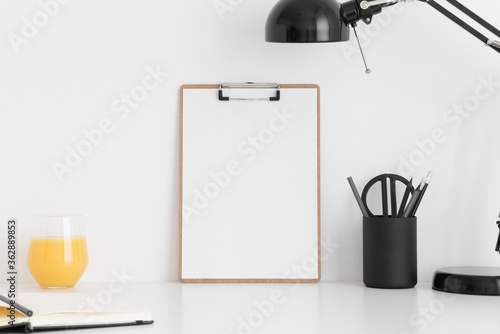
[0,0,499,283]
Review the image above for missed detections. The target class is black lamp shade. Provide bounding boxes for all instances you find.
[265,0,349,43]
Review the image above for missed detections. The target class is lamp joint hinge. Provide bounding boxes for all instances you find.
[487,39,500,49]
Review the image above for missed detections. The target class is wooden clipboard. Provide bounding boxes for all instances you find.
[180,83,320,283]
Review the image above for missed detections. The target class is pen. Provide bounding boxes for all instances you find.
[347,177,369,217]
[409,171,432,217]
[403,178,426,218]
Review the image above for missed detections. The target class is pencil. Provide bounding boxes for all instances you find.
[0,295,33,317]
[397,178,413,218]
[390,178,397,218]
[381,175,388,218]
[347,177,369,217]
[496,212,500,253]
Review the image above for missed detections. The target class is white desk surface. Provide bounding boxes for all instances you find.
[12,281,500,333]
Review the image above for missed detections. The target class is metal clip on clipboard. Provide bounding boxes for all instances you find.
[218,82,281,101]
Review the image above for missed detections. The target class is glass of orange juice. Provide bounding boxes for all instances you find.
[27,214,88,288]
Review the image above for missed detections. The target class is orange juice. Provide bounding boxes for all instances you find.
[27,237,88,288]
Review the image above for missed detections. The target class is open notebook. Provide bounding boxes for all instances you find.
[0,293,153,332]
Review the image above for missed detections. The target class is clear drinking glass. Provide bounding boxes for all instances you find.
[27,214,88,288]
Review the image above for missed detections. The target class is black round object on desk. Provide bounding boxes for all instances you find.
[433,266,500,295]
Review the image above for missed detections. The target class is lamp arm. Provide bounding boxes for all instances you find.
[359,0,407,10]
[341,0,499,73]
[421,0,500,53]
[358,0,500,52]
[443,0,500,38]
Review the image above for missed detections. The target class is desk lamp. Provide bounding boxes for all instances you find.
[266,0,500,73]
[266,0,500,295]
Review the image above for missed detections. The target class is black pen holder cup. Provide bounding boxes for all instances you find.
[363,216,417,289]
